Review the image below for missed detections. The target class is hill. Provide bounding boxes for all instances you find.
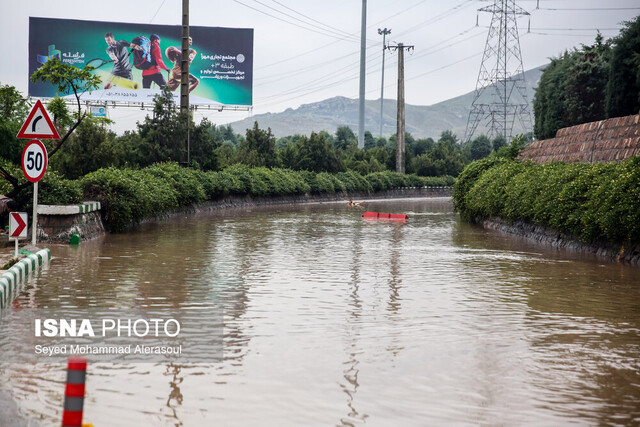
[229,65,545,140]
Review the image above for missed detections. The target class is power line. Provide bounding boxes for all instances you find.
[258,51,384,101]
[255,0,474,72]
[368,0,430,28]
[405,26,484,63]
[256,56,386,107]
[257,3,479,79]
[529,31,620,36]
[407,52,481,82]
[530,27,622,31]
[538,7,640,11]
[270,0,358,40]
[258,26,484,103]
[232,0,361,42]
[149,0,167,23]
[258,48,483,109]
[393,0,475,39]
[255,50,358,86]
[252,0,361,42]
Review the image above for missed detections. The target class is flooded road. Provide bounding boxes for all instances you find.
[2,197,640,426]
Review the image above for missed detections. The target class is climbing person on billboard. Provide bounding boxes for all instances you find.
[141,34,170,89]
[103,32,135,89]
[165,36,199,93]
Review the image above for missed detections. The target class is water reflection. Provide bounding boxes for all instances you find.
[164,363,184,426]
[1,198,639,425]
[338,221,365,426]
[451,216,640,424]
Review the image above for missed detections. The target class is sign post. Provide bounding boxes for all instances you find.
[21,140,49,245]
[17,100,58,246]
[9,212,28,257]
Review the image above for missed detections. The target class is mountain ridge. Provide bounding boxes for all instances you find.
[229,65,545,140]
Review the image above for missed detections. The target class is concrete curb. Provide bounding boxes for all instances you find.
[37,201,101,215]
[479,218,640,266]
[0,249,51,309]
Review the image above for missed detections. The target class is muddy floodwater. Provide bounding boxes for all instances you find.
[1,197,639,426]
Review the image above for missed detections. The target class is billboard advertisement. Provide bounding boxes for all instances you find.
[28,17,253,107]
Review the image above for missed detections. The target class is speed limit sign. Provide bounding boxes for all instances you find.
[21,139,48,182]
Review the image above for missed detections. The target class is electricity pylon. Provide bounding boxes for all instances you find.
[464,0,532,143]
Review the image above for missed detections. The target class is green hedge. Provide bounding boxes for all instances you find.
[0,158,83,209]
[0,162,452,232]
[81,167,178,232]
[75,162,453,232]
[453,156,640,243]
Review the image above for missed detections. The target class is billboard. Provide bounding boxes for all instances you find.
[28,17,253,107]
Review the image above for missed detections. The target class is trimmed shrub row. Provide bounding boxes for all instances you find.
[1,161,452,232]
[453,156,640,243]
[79,163,453,232]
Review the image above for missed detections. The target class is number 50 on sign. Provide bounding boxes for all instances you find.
[21,139,48,182]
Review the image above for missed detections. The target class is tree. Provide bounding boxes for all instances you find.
[534,32,614,139]
[412,138,434,156]
[606,16,640,118]
[212,124,241,146]
[533,52,575,139]
[237,122,277,168]
[565,33,611,125]
[0,84,30,164]
[189,118,220,171]
[374,136,387,149]
[410,131,469,177]
[367,146,391,169]
[133,88,188,167]
[364,130,375,150]
[215,144,237,169]
[335,126,357,150]
[49,114,116,179]
[492,134,507,152]
[290,132,345,173]
[1,59,100,198]
[469,135,492,160]
[438,130,458,146]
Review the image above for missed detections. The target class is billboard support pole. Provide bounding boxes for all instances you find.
[181,0,190,164]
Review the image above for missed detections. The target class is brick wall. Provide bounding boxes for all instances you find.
[520,113,640,163]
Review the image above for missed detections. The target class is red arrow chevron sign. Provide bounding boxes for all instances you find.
[9,212,28,238]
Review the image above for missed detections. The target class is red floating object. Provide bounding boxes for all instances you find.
[361,211,409,221]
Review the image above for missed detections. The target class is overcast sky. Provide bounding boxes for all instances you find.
[2,0,638,134]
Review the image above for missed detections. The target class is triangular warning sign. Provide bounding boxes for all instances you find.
[16,99,61,139]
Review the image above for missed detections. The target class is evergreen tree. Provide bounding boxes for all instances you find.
[237,122,277,168]
[606,16,640,118]
[492,134,507,152]
[291,132,345,173]
[565,33,611,125]
[469,135,492,161]
[334,126,357,150]
[364,130,375,150]
[134,88,187,166]
[533,52,575,139]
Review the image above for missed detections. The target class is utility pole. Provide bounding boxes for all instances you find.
[357,0,367,149]
[387,42,414,174]
[378,28,391,138]
[181,0,190,163]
